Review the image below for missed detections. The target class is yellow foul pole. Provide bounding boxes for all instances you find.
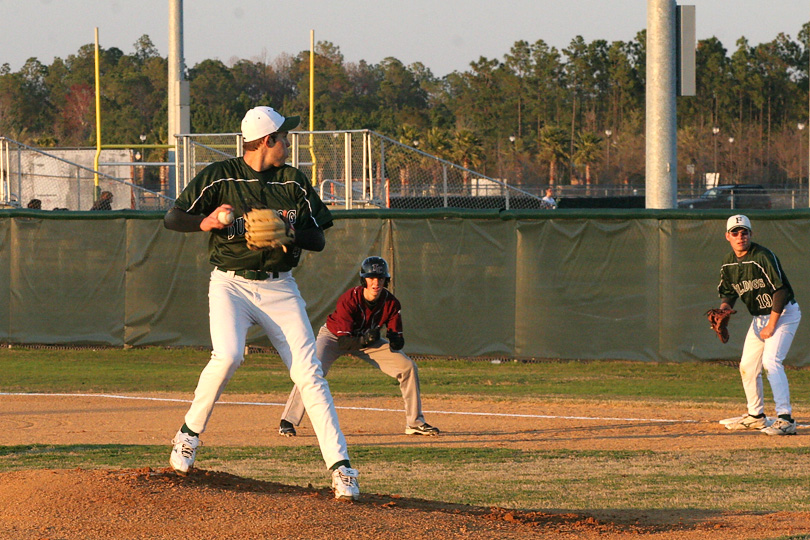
[93,27,102,200]
[309,29,317,185]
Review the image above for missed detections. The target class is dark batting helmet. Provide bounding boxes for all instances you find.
[359,256,390,287]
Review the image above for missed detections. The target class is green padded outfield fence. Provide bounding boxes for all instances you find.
[1,208,809,364]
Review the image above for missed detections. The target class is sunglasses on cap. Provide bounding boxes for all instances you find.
[729,228,750,237]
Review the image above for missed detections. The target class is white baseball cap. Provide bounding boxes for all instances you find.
[726,214,752,232]
[241,106,300,142]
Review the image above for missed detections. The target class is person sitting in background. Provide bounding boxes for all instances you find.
[541,188,557,209]
[27,199,42,209]
[90,191,113,211]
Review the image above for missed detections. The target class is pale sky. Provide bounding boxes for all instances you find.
[1,0,808,77]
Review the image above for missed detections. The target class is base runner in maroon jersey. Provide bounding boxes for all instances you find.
[279,256,440,437]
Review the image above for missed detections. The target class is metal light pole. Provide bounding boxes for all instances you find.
[604,129,612,181]
[728,137,735,183]
[798,123,805,186]
[645,0,677,208]
[712,126,720,180]
[139,134,147,186]
[508,135,518,185]
[687,163,696,187]
[134,149,142,186]
[168,0,189,198]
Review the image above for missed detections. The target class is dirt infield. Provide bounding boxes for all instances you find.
[2,393,810,539]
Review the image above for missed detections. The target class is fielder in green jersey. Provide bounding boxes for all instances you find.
[164,106,359,500]
[717,214,801,436]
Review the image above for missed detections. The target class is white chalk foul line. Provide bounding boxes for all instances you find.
[0,392,697,424]
[7,392,808,428]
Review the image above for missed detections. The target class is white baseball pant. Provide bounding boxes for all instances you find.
[739,301,801,417]
[183,269,350,469]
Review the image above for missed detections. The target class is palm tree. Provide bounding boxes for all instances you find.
[452,129,484,195]
[424,127,453,196]
[425,127,453,161]
[572,131,603,185]
[397,124,421,148]
[390,124,422,196]
[537,126,569,185]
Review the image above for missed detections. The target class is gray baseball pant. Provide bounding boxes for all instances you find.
[282,325,426,428]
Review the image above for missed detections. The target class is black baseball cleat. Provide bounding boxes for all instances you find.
[405,423,440,436]
[279,420,297,437]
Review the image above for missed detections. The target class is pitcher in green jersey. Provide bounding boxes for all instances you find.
[163,106,359,500]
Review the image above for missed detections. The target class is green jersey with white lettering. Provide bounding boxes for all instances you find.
[174,157,333,273]
[717,242,794,316]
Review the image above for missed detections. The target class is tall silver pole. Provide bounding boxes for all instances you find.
[168,0,181,145]
[646,0,678,209]
[168,0,190,197]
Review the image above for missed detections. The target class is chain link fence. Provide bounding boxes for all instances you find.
[175,130,549,210]
[543,184,810,210]
[8,130,805,212]
[0,137,174,211]
[174,133,242,200]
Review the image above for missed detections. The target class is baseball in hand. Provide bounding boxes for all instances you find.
[217,209,234,225]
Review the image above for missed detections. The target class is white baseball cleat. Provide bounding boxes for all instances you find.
[331,465,360,501]
[761,418,797,436]
[405,423,440,436]
[725,414,768,431]
[170,430,200,476]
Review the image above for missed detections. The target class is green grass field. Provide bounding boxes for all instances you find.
[2,346,810,511]
[5,346,803,401]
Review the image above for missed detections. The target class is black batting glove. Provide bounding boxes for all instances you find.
[388,334,404,351]
[360,327,381,347]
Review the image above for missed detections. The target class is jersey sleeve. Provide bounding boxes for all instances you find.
[717,267,738,301]
[385,296,404,336]
[174,162,224,215]
[292,168,333,231]
[716,252,739,301]
[757,249,788,291]
[326,289,359,337]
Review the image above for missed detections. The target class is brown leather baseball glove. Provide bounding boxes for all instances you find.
[705,308,736,343]
[244,209,295,251]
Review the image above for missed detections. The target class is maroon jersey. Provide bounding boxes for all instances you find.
[325,286,403,339]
